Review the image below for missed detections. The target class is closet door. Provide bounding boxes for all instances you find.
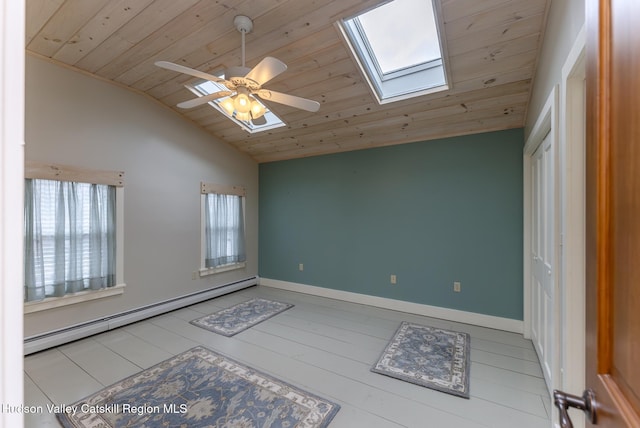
[531,131,554,392]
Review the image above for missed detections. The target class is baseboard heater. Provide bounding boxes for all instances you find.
[24,276,258,355]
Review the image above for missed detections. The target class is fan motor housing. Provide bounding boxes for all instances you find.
[225,66,260,91]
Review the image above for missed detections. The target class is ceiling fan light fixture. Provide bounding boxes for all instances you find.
[235,111,251,121]
[234,93,251,113]
[221,92,265,121]
[220,97,235,116]
[233,86,252,113]
[250,100,266,119]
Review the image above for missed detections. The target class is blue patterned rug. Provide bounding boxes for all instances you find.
[371,322,471,398]
[190,298,293,336]
[57,346,340,428]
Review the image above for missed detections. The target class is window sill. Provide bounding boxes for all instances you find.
[199,262,246,277]
[24,283,126,314]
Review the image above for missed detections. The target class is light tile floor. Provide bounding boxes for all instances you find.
[24,285,552,427]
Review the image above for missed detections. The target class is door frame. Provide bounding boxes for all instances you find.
[0,0,25,426]
[558,24,587,421]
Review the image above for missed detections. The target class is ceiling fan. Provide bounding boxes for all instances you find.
[155,15,320,126]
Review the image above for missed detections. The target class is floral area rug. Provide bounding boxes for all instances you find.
[371,321,471,398]
[190,298,294,337]
[57,346,340,428]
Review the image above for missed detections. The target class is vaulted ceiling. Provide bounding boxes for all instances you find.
[26,0,549,163]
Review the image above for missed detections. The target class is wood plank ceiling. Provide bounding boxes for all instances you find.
[26,0,549,163]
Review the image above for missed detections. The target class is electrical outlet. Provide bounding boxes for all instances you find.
[390,274,397,285]
[299,263,304,271]
[454,281,461,292]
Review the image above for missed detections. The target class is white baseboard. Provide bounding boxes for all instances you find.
[24,276,258,355]
[260,278,523,334]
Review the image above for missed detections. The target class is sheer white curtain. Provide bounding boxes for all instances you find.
[204,193,246,268]
[24,179,116,301]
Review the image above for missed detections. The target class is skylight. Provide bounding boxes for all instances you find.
[189,79,285,133]
[340,0,448,103]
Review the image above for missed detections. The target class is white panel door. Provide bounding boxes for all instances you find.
[531,131,554,391]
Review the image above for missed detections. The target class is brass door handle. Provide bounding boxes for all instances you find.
[553,389,597,427]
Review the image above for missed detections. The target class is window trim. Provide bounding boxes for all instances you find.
[24,162,126,313]
[24,283,126,314]
[199,182,247,277]
[25,161,124,187]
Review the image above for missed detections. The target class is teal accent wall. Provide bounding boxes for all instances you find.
[259,128,524,320]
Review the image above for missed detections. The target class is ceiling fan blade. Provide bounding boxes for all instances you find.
[155,61,225,83]
[177,91,233,109]
[244,57,287,86]
[256,89,320,112]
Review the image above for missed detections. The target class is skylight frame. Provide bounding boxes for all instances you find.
[339,0,450,104]
[352,17,442,81]
[187,78,286,134]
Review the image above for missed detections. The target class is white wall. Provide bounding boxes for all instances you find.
[525,0,585,136]
[24,55,258,337]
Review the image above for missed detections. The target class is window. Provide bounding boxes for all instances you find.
[23,163,125,311]
[190,80,286,133]
[201,182,246,275]
[24,179,115,301]
[339,0,448,103]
